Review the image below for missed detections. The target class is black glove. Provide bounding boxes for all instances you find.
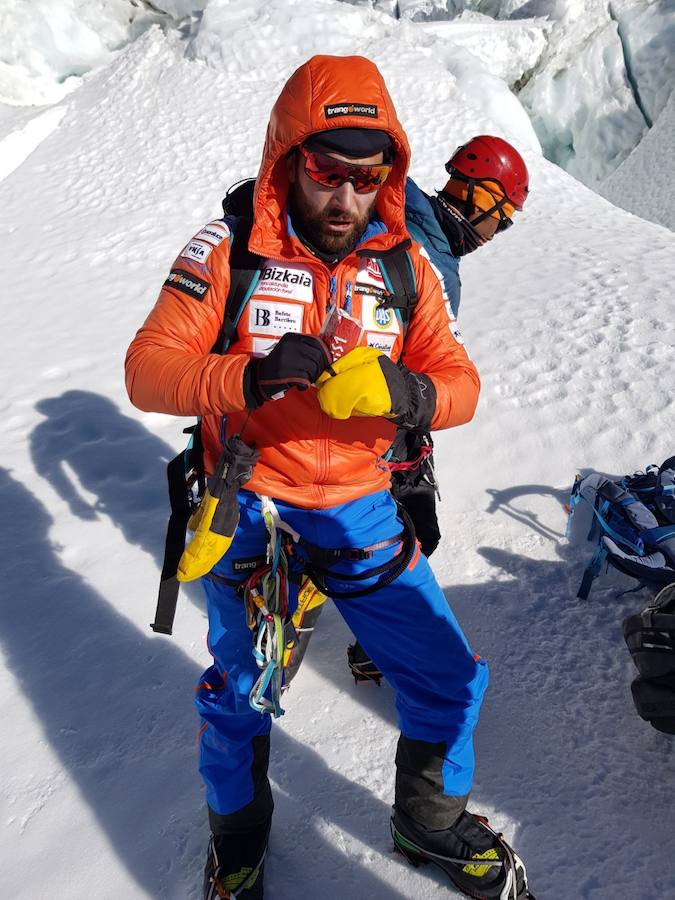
[243,332,332,409]
[382,358,437,431]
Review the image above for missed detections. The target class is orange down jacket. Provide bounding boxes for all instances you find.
[125,55,480,509]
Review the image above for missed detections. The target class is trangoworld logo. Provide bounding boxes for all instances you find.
[164,269,210,301]
[324,103,378,119]
[260,266,312,287]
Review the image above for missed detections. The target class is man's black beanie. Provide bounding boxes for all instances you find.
[304,127,393,160]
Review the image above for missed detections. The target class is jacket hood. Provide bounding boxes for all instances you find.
[249,55,411,258]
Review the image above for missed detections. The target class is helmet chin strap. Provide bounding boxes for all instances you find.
[451,171,513,232]
[468,192,512,231]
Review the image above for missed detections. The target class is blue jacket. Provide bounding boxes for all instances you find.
[405,178,461,317]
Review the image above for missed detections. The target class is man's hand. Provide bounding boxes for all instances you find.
[316,347,436,428]
[243,333,332,408]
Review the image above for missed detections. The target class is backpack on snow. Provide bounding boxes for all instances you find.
[568,456,675,601]
[152,180,419,635]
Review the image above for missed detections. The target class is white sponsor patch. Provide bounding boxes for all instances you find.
[360,294,400,335]
[356,256,385,288]
[195,221,229,246]
[181,240,213,264]
[249,300,303,336]
[252,336,279,357]
[257,261,314,302]
[366,332,396,356]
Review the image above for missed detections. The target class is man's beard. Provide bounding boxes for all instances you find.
[290,190,373,259]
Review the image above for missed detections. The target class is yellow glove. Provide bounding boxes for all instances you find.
[316,347,397,419]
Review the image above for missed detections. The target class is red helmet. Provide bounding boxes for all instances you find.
[446,135,529,210]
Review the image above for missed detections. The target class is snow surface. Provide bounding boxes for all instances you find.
[2,2,675,899]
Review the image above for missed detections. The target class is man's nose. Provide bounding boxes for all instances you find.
[330,180,357,209]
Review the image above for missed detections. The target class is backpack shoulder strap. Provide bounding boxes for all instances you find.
[213,214,263,353]
[356,239,417,335]
[221,178,256,217]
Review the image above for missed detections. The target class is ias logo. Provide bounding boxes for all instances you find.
[374,306,392,329]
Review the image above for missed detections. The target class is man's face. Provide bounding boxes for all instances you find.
[469,209,501,241]
[445,177,512,242]
[288,149,384,256]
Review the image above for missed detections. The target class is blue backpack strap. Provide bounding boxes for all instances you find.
[577,543,609,600]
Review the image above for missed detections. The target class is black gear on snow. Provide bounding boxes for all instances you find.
[203,819,270,899]
[347,641,383,685]
[391,805,535,900]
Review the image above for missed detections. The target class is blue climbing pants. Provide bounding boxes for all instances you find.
[196,489,488,818]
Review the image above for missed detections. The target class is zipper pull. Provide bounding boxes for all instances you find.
[328,275,337,312]
[345,281,353,315]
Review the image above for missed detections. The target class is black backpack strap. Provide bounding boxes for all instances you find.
[356,239,417,332]
[656,455,675,525]
[213,215,263,353]
[222,178,256,218]
[152,424,205,635]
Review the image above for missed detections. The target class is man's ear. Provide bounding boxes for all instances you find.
[286,148,298,184]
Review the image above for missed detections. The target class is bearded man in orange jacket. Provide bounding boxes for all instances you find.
[126,55,532,900]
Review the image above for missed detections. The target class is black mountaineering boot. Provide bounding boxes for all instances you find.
[203,820,270,899]
[347,641,383,685]
[391,805,534,900]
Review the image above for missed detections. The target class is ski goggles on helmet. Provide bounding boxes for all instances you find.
[444,170,515,232]
[299,145,392,194]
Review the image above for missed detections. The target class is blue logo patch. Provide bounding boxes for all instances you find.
[374,306,392,328]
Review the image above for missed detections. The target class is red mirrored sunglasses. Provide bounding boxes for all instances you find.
[299,145,392,194]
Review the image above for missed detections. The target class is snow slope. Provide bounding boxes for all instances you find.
[600,83,675,231]
[2,3,675,900]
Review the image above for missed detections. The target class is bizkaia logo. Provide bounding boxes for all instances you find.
[164,269,210,301]
[324,103,378,119]
[260,266,312,287]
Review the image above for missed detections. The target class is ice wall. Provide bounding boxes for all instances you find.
[0,0,206,106]
[344,0,675,217]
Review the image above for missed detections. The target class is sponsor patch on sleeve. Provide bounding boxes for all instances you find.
[164,268,210,301]
[195,221,230,246]
[180,240,213,264]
